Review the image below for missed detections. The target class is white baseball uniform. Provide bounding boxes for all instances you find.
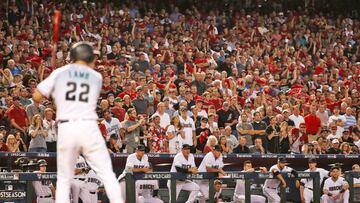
[300,167,329,203]
[118,153,150,201]
[197,151,224,203]
[72,156,93,203]
[136,180,163,203]
[37,63,122,203]
[168,151,200,203]
[82,170,102,203]
[32,171,55,203]
[234,171,266,203]
[322,177,349,203]
[263,164,293,203]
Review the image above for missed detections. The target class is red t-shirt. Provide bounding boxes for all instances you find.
[6,106,27,128]
[304,114,321,135]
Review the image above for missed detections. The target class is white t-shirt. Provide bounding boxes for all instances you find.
[289,114,305,128]
[179,116,195,146]
[301,168,329,189]
[170,152,196,173]
[323,177,347,195]
[166,125,181,153]
[326,133,341,141]
[118,153,150,181]
[264,164,293,189]
[328,115,346,136]
[37,64,102,120]
[101,117,121,141]
[152,112,171,129]
[198,151,224,173]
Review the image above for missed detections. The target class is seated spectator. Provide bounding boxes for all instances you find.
[224,126,238,151]
[0,135,9,152]
[326,139,341,154]
[6,134,20,152]
[203,135,218,153]
[340,142,352,155]
[219,135,230,154]
[249,138,266,154]
[107,134,121,153]
[28,114,48,152]
[14,131,27,152]
[232,136,250,154]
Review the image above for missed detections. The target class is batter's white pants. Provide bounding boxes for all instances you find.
[233,194,266,203]
[55,120,123,203]
[37,197,55,203]
[321,190,349,203]
[262,187,280,203]
[167,180,200,203]
[137,196,164,203]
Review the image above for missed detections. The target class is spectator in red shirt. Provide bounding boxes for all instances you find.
[5,96,29,134]
[0,135,9,152]
[111,98,126,122]
[304,104,322,142]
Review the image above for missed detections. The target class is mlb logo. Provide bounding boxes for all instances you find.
[5,185,13,191]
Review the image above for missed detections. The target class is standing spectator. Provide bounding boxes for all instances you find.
[5,134,19,152]
[148,115,168,153]
[207,114,218,133]
[101,109,122,142]
[232,136,250,154]
[179,106,196,153]
[132,86,149,116]
[5,96,28,135]
[43,108,57,152]
[279,121,290,153]
[224,126,238,151]
[344,107,356,131]
[166,116,184,153]
[251,112,267,149]
[152,102,171,129]
[282,109,295,127]
[26,100,45,122]
[111,98,126,122]
[304,105,322,142]
[28,114,48,152]
[216,101,237,129]
[266,117,281,153]
[237,113,254,146]
[123,108,145,153]
[289,105,305,128]
[329,106,346,137]
[196,117,211,152]
[289,123,308,153]
[316,104,330,127]
[190,73,206,95]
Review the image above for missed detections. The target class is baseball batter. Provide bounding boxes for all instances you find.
[71,155,90,203]
[136,178,163,203]
[300,158,329,203]
[82,169,103,203]
[168,144,200,203]
[197,145,225,203]
[322,166,349,203]
[263,158,296,203]
[234,160,266,203]
[33,42,122,203]
[32,159,55,203]
[118,145,150,201]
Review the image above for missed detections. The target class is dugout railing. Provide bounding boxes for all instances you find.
[345,171,360,203]
[125,171,321,203]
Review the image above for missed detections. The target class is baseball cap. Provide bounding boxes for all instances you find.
[136,145,146,151]
[332,139,340,144]
[114,98,123,103]
[182,144,191,150]
[213,144,222,152]
[278,157,289,164]
[308,158,317,163]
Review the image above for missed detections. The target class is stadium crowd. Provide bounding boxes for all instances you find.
[0,0,360,156]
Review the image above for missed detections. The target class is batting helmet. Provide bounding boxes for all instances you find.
[70,42,95,63]
[37,159,48,167]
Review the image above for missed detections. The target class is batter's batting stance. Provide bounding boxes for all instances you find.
[32,42,123,203]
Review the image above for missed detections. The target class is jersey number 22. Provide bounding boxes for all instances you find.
[65,82,90,102]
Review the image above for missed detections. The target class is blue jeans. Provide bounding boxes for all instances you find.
[28,147,47,152]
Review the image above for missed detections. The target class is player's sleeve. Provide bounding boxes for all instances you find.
[323,179,330,192]
[125,155,135,168]
[144,155,150,167]
[37,69,59,97]
[219,157,224,168]
[204,154,214,168]
[190,155,196,168]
